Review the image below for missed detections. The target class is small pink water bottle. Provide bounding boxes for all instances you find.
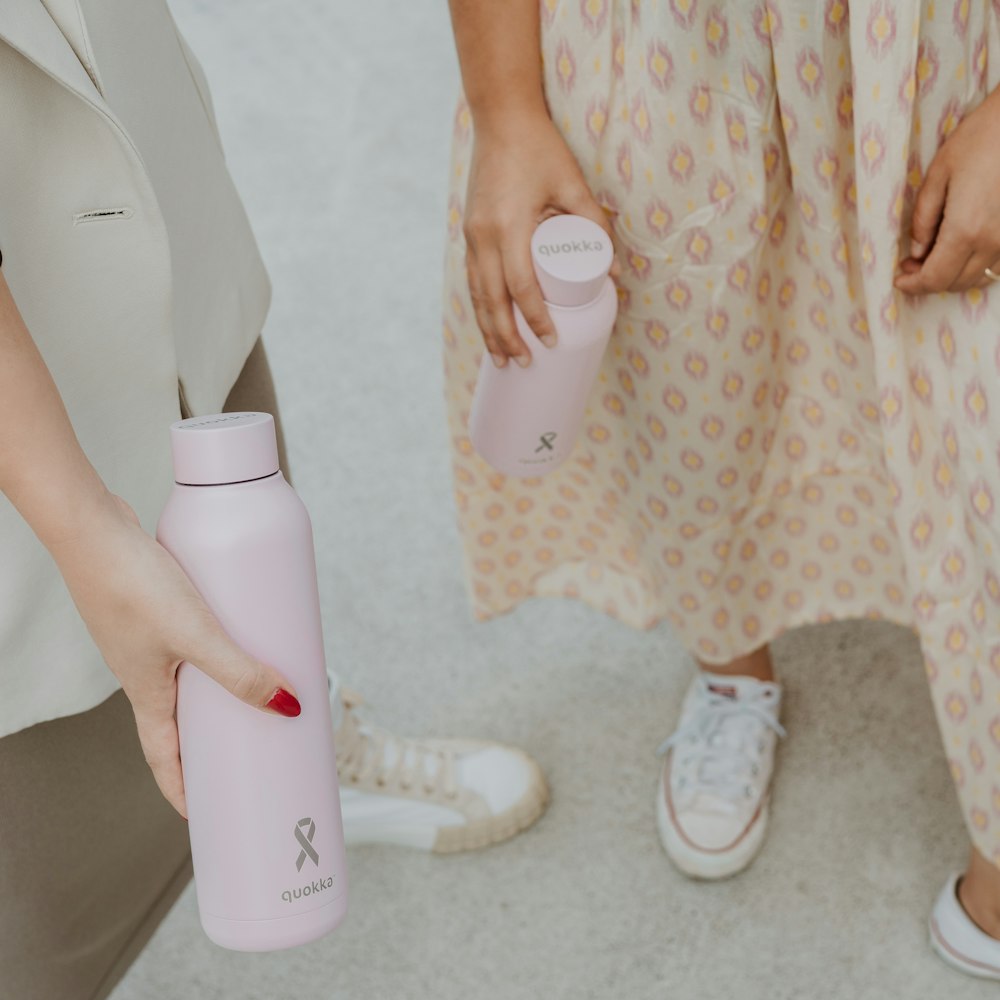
[468,214,618,476]
[156,412,348,951]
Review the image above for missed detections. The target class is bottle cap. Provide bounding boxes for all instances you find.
[530,214,614,307]
[169,411,280,486]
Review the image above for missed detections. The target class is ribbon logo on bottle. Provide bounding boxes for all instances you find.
[535,432,557,453]
[294,817,320,871]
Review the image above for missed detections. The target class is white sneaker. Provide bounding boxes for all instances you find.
[655,671,785,879]
[333,688,550,852]
[929,872,1000,980]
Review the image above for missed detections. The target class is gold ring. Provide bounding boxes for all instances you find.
[985,266,1000,282]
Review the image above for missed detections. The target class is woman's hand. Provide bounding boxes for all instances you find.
[895,87,1000,294]
[50,488,302,818]
[463,110,618,368]
[0,272,297,818]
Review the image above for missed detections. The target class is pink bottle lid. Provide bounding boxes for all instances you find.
[531,214,614,307]
[169,411,280,486]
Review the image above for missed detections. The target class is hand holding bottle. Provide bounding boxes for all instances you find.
[448,0,618,366]
[0,272,300,820]
[49,489,302,818]
[469,214,618,477]
[463,112,618,368]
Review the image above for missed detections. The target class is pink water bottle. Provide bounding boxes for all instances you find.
[468,213,618,476]
[155,412,348,951]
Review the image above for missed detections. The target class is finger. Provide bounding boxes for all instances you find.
[982,259,1000,289]
[185,617,302,718]
[908,159,949,260]
[951,247,1000,292]
[135,708,188,818]
[478,243,532,367]
[894,225,973,295]
[557,181,618,256]
[558,182,615,238]
[466,250,507,368]
[500,229,558,348]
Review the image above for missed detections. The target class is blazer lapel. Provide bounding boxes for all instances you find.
[0,0,110,115]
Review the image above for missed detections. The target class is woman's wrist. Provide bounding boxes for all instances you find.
[10,458,119,559]
[467,92,551,140]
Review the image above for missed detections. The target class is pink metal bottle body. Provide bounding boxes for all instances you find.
[155,412,347,951]
[468,214,618,477]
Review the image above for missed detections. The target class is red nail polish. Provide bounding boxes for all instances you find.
[266,687,301,717]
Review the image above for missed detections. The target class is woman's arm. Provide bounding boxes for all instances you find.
[447,0,548,131]
[0,270,112,551]
[446,0,617,367]
[0,270,300,815]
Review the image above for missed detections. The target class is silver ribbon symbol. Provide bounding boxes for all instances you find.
[535,432,557,453]
[295,817,319,871]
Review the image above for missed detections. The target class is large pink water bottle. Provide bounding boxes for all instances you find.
[156,412,348,951]
[468,214,618,476]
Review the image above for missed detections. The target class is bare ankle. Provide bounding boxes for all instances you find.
[695,644,775,683]
[958,878,1000,939]
[958,848,1000,940]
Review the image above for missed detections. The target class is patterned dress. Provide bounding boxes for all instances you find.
[441,0,1000,864]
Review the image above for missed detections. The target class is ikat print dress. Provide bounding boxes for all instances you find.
[441,0,1000,863]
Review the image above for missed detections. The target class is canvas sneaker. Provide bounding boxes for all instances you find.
[334,688,550,852]
[655,670,785,879]
[929,872,1000,981]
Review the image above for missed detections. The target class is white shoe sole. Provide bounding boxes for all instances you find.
[433,754,550,853]
[341,754,551,854]
[342,805,438,851]
[655,767,769,880]
[929,914,1000,981]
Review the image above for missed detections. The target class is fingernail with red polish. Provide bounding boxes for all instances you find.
[266,687,301,717]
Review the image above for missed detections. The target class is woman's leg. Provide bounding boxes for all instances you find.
[0,690,192,1000]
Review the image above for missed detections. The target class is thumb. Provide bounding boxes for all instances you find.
[187,621,302,717]
[559,183,621,278]
[908,159,949,260]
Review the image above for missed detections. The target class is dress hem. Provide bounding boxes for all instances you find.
[467,568,920,667]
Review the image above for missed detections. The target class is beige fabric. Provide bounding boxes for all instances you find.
[0,0,271,737]
[0,336,279,1000]
[75,0,272,414]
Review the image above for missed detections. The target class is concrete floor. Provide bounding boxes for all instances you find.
[112,3,995,998]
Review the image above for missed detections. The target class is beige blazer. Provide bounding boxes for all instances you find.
[0,0,271,736]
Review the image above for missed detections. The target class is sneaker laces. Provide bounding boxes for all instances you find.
[656,674,786,805]
[336,689,460,799]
